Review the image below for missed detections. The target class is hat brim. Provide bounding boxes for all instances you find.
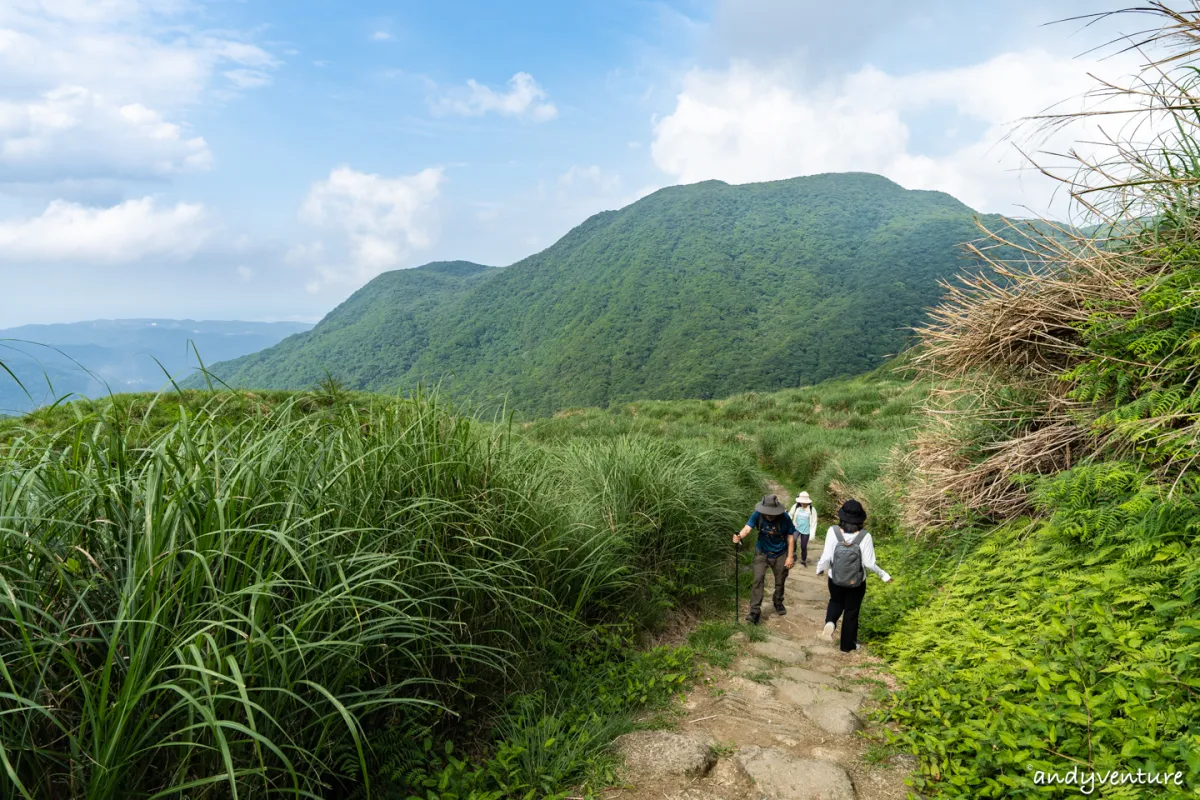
[756,501,787,515]
[837,509,867,525]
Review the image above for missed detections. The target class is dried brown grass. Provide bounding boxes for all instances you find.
[902,2,1200,533]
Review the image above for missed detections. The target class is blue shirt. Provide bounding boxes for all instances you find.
[746,511,797,558]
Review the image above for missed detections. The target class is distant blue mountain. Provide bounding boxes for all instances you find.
[0,318,313,414]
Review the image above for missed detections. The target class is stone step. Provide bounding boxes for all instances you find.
[772,680,864,712]
[748,638,809,665]
[734,745,856,800]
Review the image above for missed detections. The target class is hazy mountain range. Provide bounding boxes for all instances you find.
[0,319,312,414]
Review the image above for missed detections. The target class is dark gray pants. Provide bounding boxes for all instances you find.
[749,552,788,615]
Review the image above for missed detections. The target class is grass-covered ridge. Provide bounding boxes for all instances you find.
[197,172,1004,416]
[0,387,762,798]
[523,364,921,535]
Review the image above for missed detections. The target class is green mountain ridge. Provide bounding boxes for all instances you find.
[201,172,1010,415]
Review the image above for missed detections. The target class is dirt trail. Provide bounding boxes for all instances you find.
[609,482,915,800]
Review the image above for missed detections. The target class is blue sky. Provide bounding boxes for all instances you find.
[0,0,1148,326]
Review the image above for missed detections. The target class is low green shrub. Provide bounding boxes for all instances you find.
[360,634,703,800]
[877,463,1200,797]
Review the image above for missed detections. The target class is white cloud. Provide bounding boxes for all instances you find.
[558,164,621,194]
[650,49,1145,218]
[222,69,274,90]
[236,265,253,281]
[0,85,211,181]
[0,196,207,261]
[296,165,444,290]
[0,12,279,107]
[432,72,558,122]
[371,30,393,42]
[0,0,277,188]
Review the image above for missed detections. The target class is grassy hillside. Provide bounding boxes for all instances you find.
[525,362,921,536]
[202,173,1004,415]
[0,385,766,799]
[198,261,496,395]
[0,319,312,414]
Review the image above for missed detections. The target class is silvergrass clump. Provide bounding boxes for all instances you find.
[906,1,1200,533]
[0,389,743,798]
[523,370,921,535]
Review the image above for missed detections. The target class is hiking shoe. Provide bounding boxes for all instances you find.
[820,621,835,641]
[801,560,807,568]
[745,612,761,625]
[774,602,787,616]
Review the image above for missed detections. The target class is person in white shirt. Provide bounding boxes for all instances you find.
[788,491,818,567]
[815,499,892,653]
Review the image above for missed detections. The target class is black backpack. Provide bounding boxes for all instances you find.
[830,526,867,588]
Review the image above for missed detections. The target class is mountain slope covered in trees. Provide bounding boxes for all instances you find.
[203,173,1007,415]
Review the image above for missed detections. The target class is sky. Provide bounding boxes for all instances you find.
[0,0,1161,326]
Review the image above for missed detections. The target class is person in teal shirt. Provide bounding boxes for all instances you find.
[733,494,798,624]
[788,491,818,567]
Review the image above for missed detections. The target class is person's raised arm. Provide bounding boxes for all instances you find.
[861,535,892,582]
[733,524,753,544]
[814,528,837,575]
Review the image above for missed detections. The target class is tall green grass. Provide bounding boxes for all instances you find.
[0,390,758,798]
[525,369,922,534]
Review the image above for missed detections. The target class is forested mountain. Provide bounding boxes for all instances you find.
[201,260,499,395]
[202,173,1009,415]
[0,319,311,413]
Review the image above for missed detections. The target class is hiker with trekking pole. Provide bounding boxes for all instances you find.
[815,499,892,653]
[733,493,798,625]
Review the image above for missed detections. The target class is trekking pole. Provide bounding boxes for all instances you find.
[734,539,741,625]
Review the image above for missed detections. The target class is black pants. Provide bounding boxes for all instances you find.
[798,534,809,563]
[825,578,866,652]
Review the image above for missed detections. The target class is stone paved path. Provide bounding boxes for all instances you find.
[609,485,917,800]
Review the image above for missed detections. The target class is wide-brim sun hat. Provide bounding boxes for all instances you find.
[796,491,812,504]
[755,493,788,515]
[837,499,867,526]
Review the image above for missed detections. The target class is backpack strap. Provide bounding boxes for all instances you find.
[833,525,848,545]
[849,530,868,547]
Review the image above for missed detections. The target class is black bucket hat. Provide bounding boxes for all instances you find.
[755,493,788,516]
[837,499,867,526]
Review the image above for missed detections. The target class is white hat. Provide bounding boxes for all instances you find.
[795,491,812,504]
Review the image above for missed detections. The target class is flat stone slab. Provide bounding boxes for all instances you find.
[730,655,774,674]
[810,746,853,765]
[778,666,838,686]
[735,746,856,800]
[725,675,776,701]
[803,702,863,736]
[772,680,863,711]
[749,638,809,665]
[615,731,716,782]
